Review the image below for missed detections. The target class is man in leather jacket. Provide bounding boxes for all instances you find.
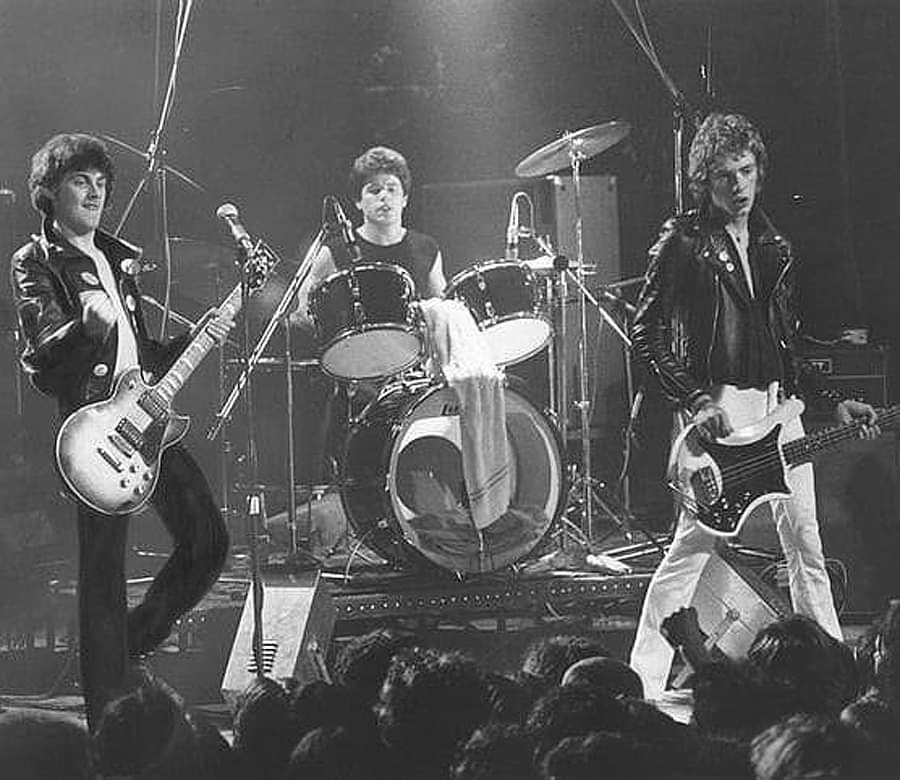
[10,133,234,730]
[628,114,877,700]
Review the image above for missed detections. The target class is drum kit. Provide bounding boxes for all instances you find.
[137,121,641,578]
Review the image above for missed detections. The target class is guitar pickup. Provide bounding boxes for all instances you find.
[97,446,124,473]
[692,466,720,505]
[108,431,135,458]
[116,418,144,450]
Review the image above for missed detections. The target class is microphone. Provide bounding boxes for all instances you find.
[505,193,519,261]
[327,195,362,263]
[215,203,255,254]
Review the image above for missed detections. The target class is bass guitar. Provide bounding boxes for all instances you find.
[55,247,275,515]
[668,398,899,536]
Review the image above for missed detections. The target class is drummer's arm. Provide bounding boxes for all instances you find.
[290,244,338,332]
[424,250,447,299]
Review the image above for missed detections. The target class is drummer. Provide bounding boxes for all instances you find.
[292,145,446,333]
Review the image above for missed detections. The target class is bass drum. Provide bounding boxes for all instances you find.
[341,380,564,574]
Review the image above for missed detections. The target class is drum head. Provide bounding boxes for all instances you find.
[320,327,422,380]
[483,317,552,367]
[385,384,564,573]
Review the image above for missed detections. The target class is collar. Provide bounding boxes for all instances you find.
[39,215,143,265]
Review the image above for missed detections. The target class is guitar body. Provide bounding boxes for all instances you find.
[55,368,190,515]
[668,399,803,536]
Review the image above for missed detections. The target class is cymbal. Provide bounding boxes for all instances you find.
[515,121,631,178]
[166,237,238,302]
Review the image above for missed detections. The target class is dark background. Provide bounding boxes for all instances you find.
[0,0,898,532]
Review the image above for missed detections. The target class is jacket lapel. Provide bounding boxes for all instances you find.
[699,231,753,306]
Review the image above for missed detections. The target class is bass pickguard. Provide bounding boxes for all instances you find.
[677,424,791,536]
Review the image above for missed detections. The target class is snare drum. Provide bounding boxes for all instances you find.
[310,263,424,381]
[444,260,551,366]
[341,380,564,574]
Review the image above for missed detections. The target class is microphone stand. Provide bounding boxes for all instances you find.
[209,228,326,565]
[109,0,204,339]
[608,0,699,210]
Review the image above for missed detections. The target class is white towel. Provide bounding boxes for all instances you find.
[420,299,511,530]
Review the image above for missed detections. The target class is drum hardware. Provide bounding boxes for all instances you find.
[516,122,639,545]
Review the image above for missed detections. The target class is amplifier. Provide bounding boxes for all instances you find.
[798,343,889,409]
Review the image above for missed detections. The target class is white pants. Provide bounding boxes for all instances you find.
[629,384,842,700]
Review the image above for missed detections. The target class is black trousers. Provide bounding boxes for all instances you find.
[76,444,228,729]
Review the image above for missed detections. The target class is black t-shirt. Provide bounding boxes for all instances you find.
[327,229,441,297]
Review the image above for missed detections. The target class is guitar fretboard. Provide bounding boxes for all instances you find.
[154,284,244,404]
[783,405,900,466]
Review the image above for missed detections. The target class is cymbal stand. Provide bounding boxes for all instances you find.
[565,139,606,541]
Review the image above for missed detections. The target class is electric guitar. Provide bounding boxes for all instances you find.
[668,398,900,536]
[55,247,276,515]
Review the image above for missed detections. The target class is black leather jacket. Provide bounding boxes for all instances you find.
[10,219,187,415]
[632,205,836,411]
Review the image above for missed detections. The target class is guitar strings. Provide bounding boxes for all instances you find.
[709,407,899,491]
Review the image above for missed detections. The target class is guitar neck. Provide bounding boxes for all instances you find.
[153,284,243,404]
[783,405,900,466]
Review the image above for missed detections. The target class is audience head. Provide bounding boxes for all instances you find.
[376,648,491,776]
[561,656,644,699]
[520,634,612,689]
[285,724,388,780]
[451,723,540,780]
[333,628,416,704]
[525,684,629,765]
[747,614,852,715]
[89,672,190,777]
[750,713,873,780]
[231,675,295,780]
[0,707,90,780]
[484,672,534,724]
[540,731,668,780]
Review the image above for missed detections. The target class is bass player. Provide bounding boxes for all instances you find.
[628,113,878,700]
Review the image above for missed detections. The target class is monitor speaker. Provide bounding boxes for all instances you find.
[221,570,335,705]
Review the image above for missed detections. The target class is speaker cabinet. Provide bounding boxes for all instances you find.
[221,571,335,705]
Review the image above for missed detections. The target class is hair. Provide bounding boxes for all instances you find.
[746,614,852,716]
[285,725,389,780]
[28,133,115,217]
[540,731,669,780]
[89,673,184,776]
[348,145,411,199]
[0,708,91,780]
[451,723,540,780]
[560,656,644,700]
[231,676,296,780]
[333,628,417,704]
[376,648,491,775]
[687,113,767,206]
[750,713,872,780]
[519,634,612,688]
[525,685,629,766]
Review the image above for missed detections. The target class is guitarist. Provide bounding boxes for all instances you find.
[627,113,878,701]
[10,133,235,730]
